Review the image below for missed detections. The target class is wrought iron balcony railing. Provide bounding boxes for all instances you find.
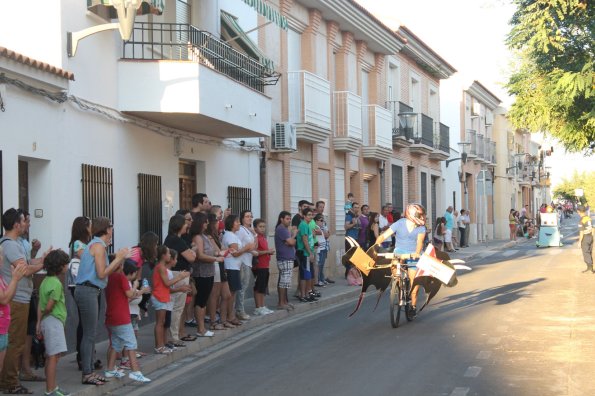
[385,100,413,140]
[122,22,279,93]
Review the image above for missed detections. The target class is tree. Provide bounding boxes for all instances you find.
[552,170,595,206]
[506,0,594,153]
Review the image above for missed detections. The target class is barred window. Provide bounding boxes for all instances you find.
[81,164,114,251]
[138,173,163,243]
[228,186,251,216]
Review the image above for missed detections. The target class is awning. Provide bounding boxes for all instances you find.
[240,0,288,30]
[87,0,164,19]
[221,11,275,73]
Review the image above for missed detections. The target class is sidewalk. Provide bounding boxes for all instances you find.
[18,236,534,396]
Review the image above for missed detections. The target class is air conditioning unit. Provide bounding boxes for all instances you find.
[272,122,297,152]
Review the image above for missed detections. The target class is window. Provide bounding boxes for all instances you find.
[81,164,114,252]
[420,171,427,210]
[138,173,163,243]
[228,186,252,216]
[391,165,403,212]
[81,164,114,221]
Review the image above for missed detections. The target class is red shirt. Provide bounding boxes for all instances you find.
[387,213,394,223]
[105,272,131,326]
[152,263,170,303]
[254,234,270,269]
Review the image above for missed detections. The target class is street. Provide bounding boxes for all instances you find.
[111,220,595,396]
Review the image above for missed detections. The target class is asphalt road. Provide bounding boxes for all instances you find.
[112,222,595,396]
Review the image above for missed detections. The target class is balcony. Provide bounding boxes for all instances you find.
[475,134,485,162]
[466,129,477,159]
[118,23,273,138]
[333,91,362,152]
[409,113,434,155]
[361,105,393,160]
[288,71,332,144]
[386,101,413,148]
[429,122,450,161]
[490,141,496,163]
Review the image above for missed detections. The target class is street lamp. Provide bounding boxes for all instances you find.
[445,142,471,167]
[398,112,418,141]
[67,0,143,57]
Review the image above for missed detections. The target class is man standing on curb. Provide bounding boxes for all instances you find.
[444,206,456,252]
[577,205,594,273]
[0,208,48,394]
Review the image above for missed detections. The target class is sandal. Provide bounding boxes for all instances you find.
[3,385,33,394]
[229,319,243,326]
[210,323,225,330]
[172,341,186,347]
[81,374,106,386]
[19,373,45,382]
[180,335,197,342]
[223,321,236,329]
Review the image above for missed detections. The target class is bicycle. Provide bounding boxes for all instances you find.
[388,253,417,328]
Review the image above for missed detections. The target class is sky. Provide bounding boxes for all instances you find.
[354,0,516,106]
[354,0,595,191]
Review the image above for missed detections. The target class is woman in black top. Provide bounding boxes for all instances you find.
[366,212,380,250]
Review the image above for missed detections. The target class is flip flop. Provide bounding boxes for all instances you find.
[196,330,214,337]
[180,335,197,341]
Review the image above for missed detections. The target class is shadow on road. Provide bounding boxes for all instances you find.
[432,278,546,311]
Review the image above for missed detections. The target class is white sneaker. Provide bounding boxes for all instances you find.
[262,307,274,315]
[104,369,125,378]
[237,312,251,320]
[129,371,151,383]
[253,307,264,316]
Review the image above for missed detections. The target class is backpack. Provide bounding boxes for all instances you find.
[66,257,80,287]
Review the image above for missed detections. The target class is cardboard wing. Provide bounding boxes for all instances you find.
[416,247,456,285]
[349,247,375,276]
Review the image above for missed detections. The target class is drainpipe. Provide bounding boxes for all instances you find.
[379,160,386,207]
[259,139,266,218]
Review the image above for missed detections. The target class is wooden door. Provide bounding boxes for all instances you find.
[178,161,196,211]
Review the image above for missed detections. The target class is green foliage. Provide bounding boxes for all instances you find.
[552,170,595,205]
[506,0,595,153]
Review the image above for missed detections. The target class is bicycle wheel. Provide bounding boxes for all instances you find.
[389,277,401,328]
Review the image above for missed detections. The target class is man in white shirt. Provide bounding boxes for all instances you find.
[378,204,391,248]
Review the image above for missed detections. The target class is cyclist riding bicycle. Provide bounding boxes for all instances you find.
[375,203,427,316]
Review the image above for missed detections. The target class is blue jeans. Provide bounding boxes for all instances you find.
[235,264,253,315]
[317,249,328,282]
[74,285,101,375]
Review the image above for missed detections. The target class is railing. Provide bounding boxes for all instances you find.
[433,122,440,150]
[365,105,393,148]
[334,91,362,141]
[477,134,485,159]
[122,22,275,92]
[288,71,332,130]
[466,129,477,155]
[385,100,413,139]
[420,114,434,147]
[490,141,496,163]
[439,123,450,154]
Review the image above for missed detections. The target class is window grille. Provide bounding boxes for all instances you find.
[391,165,403,212]
[81,164,114,251]
[138,173,163,243]
[227,186,251,216]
